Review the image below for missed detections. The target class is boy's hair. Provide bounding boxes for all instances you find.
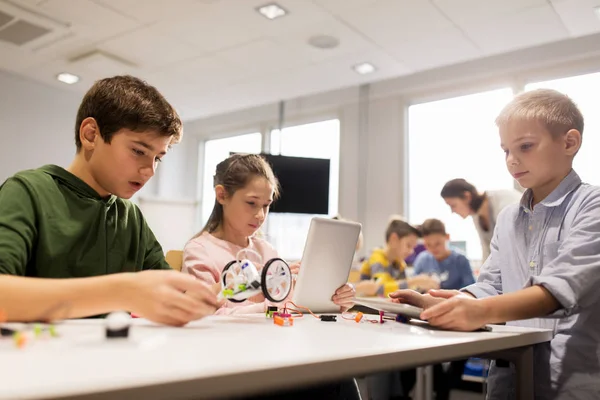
[75,75,182,151]
[420,218,447,236]
[201,154,280,234]
[385,216,421,242]
[495,88,584,138]
[441,179,486,212]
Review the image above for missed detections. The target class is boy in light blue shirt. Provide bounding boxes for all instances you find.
[413,218,475,291]
[391,89,600,399]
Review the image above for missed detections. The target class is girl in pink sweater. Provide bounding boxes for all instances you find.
[183,154,355,314]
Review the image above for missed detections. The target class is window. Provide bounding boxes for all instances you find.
[525,72,600,185]
[201,133,262,227]
[408,88,515,261]
[267,119,340,260]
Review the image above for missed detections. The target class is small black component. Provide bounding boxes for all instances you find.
[320,315,337,322]
[0,327,16,337]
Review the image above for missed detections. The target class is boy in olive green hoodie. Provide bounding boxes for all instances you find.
[0,76,218,325]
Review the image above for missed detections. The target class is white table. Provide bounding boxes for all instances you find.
[0,315,551,400]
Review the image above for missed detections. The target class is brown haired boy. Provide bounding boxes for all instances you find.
[0,76,218,325]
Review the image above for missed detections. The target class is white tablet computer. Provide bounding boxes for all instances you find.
[354,297,423,319]
[292,217,361,313]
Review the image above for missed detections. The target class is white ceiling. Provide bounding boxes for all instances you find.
[1,0,600,120]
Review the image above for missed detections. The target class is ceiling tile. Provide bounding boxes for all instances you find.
[30,32,94,59]
[311,0,379,15]
[217,38,307,79]
[433,0,548,26]
[91,0,213,24]
[380,27,482,71]
[98,25,200,70]
[550,0,600,37]
[458,4,570,54]
[276,16,375,65]
[0,40,49,71]
[152,4,263,53]
[36,0,141,42]
[338,0,454,43]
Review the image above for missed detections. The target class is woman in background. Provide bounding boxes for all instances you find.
[441,179,521,262]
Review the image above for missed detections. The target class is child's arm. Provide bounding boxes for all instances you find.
[421,193,600,330]
[0,179,36,275]
[0,271,219,325]
[419,285,559,331]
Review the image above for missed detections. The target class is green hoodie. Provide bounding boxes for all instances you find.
[0,165,170,277]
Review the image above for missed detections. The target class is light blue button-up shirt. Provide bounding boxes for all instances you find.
[464,170,600,400]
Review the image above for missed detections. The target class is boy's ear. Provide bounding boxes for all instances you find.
[564,129,582,156]
[445,234,450,241]
[79,117,99,151]
[215,185,227,204]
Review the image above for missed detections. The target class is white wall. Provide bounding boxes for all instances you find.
[159,31,600,257]
[0,70,82,182]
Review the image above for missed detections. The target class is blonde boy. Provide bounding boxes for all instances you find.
[391,89,600,399]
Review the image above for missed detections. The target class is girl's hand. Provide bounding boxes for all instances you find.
[332,283,356,312]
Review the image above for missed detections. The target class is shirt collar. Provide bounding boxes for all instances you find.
[520,169,581,212]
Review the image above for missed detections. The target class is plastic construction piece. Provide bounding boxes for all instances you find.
[266,306,278,318]
[320,315,337,322]
[0,326,16,337]
[274,313,294,327]
[220,249,293,304]
[105,311,131,339]
[395,314,409,324]
[379,311,385,324]
[13,331,27,349]
[354,312,364,323]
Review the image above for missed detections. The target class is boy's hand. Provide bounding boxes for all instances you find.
[421,296,489,331]
[331,283,356,312]
[388,289,445,309]
[126,271,219,326]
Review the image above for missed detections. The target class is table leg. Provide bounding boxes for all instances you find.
[414,365,433,400]
[513,346,534,400]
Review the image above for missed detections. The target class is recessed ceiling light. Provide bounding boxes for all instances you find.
[308,35,340,49]
[256,3,287,20]
[56,72,79,84]
[594,5,600,19]
[352,62,376,75]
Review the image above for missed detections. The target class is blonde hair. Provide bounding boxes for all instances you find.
[495,88,584,137]
[199,154,279,235]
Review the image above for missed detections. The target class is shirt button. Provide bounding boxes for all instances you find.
[529,225,533,230]
[529,261,536,268]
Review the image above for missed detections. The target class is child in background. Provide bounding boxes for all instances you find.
[183,154,355,314]
[355,217,439,297]
[391,89,600,399]
[414,218,475,290]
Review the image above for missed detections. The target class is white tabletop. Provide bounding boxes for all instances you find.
[0,315,552,400]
